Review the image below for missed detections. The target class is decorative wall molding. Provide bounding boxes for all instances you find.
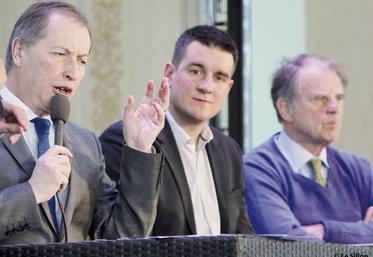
[89,0,124,132]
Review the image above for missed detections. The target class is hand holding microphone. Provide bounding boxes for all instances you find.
[29,95,73,204]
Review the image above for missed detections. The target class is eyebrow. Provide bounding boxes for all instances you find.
[53,46,89,58]
[188,63,231,78]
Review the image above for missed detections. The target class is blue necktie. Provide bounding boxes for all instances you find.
[31,117,59,234]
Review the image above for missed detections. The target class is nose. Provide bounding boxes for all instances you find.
[64,58,79,81]
[326,97,340,114]
[197,76,213,93]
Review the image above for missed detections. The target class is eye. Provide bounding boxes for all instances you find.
[336,94,345,101]
[216,74,228,82]
[321,96,329,105]
[54,52,66,57]
[80,59,87,65]
[189,68,201,75]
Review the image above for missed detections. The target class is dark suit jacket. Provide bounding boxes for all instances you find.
[0,121,162,244]
[100,120,254,235]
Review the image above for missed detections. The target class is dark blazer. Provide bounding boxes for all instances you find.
[0,121,162,244]
[100,120,254,236]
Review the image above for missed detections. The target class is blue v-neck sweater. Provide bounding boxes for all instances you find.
[244,135,373,243]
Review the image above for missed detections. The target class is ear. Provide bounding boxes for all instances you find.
[11,37,25,67]
[163,62,175,81]
[276,98,294,123]
[227,79,234,93]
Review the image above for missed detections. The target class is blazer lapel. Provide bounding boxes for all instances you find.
[1,135,36,177]
[156,121,196,234]
[206,137,229,232]
[1,135,58,237]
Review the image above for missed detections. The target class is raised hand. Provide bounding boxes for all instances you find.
[122,78,170,153]
[0,100,28,143]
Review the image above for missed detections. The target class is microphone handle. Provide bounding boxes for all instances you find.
[54,120,64,146]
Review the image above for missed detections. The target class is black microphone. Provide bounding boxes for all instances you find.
[49,94,70,242]
[50,95,70,145]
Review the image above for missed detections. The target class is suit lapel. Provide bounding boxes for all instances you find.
[206,136,229,233]
[156,121,196,234]
[1,135,36,177]
[1,134,59,237]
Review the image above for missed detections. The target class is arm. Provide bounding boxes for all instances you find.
[92,79,169,239]
[245,152,373,244]
[311,158,373,244]
[244,159,308,237]
[229,138,254,234]
[89,138,163,239]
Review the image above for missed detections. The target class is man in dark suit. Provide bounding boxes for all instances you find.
[100,25,253,235]
[0,1,169,244]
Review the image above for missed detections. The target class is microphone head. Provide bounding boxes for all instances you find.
[50,94,70,123]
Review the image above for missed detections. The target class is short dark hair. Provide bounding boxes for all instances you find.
[5,0,91,72]
[171,25,238,69]
[271,53,348,122]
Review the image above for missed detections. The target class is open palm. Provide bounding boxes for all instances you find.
[122,78,169,152]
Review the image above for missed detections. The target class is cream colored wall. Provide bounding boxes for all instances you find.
[0,0,200,135]
[307,0,373,162]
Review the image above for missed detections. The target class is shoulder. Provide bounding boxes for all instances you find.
[64,121,102,156]
[99,120,123,143]
[243,135,280,165]
[209,125,242,154]
[327,146,372,174]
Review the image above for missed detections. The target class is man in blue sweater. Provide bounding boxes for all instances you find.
[244,53,373,244]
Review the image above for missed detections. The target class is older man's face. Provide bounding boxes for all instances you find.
[14,13,90,116]
[286,66,345,153]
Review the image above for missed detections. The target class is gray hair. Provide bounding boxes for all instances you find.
[5,0,91,72]
[271,53,347,122]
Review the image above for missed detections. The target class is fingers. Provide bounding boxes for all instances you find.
[141,80,155,105]
[152,101,165,125]
[364,206,373,223]
[155,77,170,110]
[8,133,22,144]
[123,95,135,123]
[0,121,25,144]
[8,103,28,131]
[44,145,74,158]
[30,146,72,203]
[0,101,29,143]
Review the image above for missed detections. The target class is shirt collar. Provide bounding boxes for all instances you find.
[275,131,329,172]
[166,112,213,150]
[0,86,52,123]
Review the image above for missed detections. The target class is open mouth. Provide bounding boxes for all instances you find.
[53,86,73,96]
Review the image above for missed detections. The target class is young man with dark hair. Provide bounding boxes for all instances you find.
[100,25,253,236]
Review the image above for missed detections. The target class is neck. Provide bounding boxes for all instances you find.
[283,127,327,156]
[168,110,206,142]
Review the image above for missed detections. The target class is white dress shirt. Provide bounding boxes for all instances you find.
[0,87,55,155]
[274,131,329,181]
[166,112,221,235]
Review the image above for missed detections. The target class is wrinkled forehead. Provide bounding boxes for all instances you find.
[297,65,344,95]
